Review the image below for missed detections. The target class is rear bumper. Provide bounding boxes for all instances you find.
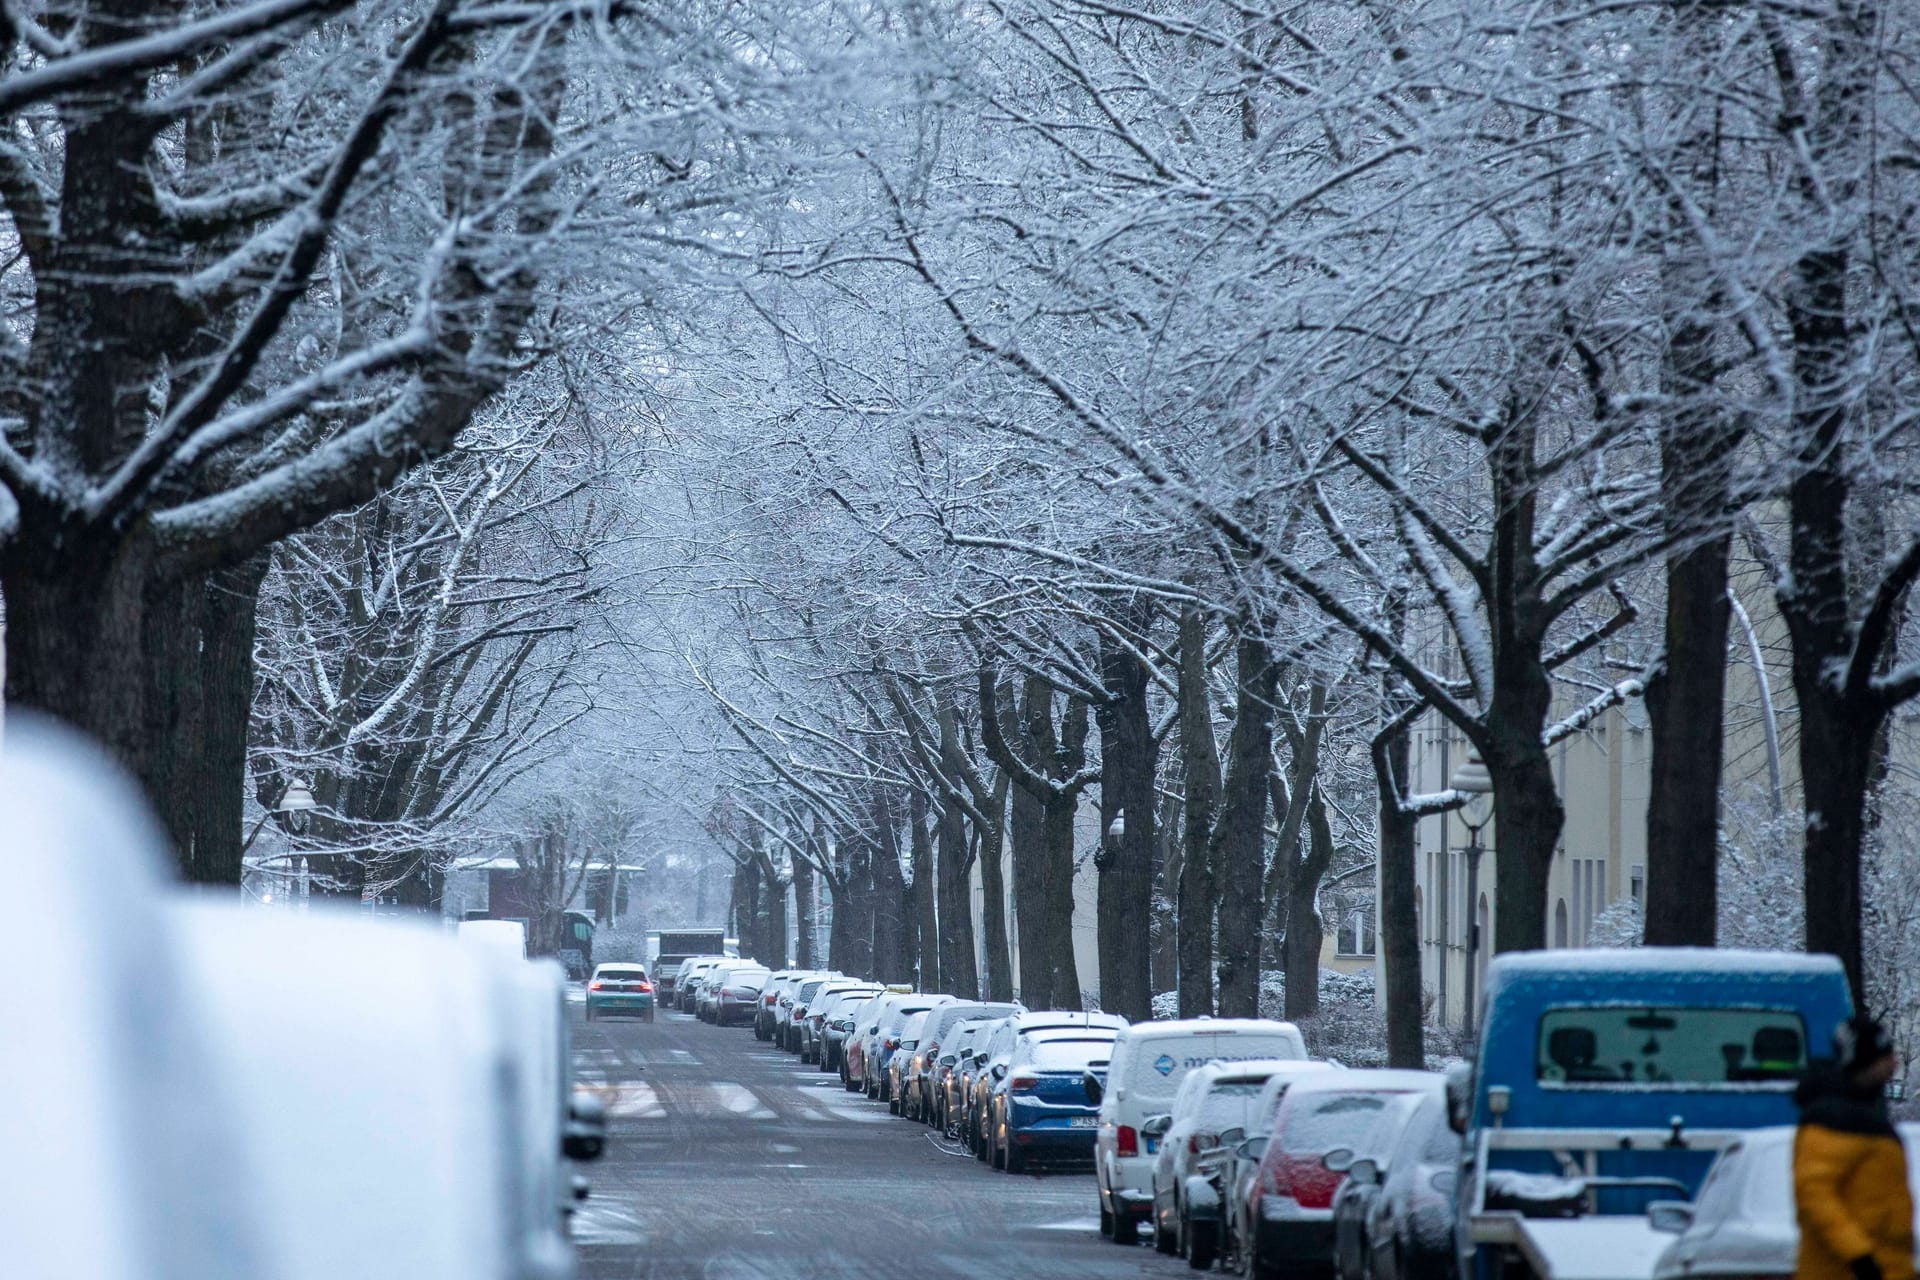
[587,995,654,1015]
[1008,1123,1100,1156]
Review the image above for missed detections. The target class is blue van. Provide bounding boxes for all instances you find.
[1455,949,1852,1280]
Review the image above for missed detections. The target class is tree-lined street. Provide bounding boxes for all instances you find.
[572,1004,1183,1280]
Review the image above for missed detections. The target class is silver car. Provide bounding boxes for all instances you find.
[1649,1124,1920,1280]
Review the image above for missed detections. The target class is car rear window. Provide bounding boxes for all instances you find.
[599,969,647,981]
[1122,1032,1307,1100]
[1027,1039,1115,1071]
[1199,1082,1265,1127]
[1281,1092,1392,1152]
[1536,1006,1808,1086]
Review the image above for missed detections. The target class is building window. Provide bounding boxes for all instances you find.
[1630,864,1645,909]
[1338,908,1376,957]
[1554,899,1569,949]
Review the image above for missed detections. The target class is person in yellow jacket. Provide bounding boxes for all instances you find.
[1795,1014,1913,1280]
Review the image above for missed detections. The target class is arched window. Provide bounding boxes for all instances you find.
[1554,899,1569,949]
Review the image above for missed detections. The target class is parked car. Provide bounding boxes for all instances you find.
[753,971,806,1039]
[1097,1018,1310,1245]
[863,994,956,1099]
[675,958,724,1011]
[779,974,845,1051]
[887,1010,935,1113]
[826,990,888,1075]
[941,1021,994,1136]
[1332,1091,1435,1280]
[1246,1070,1436,1280]
[584,963,655,1022]
[970,1012,1129,1159]
[1456,950,1853,1280]
[1645,1124,1920,1280]
[905,1002,1021,1123]
[986,1032,1119,1172]
[810,986,882,1067]
[954,1017,1014,1151]
[711,965,772,1026]
[1224,1063,1343,1275]
[1362,1089,1463,1280]
[1149,1059,1310,1263]
[691,959,756,1020]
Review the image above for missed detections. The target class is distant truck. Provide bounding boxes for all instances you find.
[1454,948,1852,1280]
[463,907,596,978]
[649,929,730,1002]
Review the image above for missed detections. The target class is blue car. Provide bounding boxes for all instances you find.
[989,1031,1119,1173]
[1455,948,1852,1280]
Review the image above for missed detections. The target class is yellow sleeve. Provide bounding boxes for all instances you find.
[1796,1126,1873,1264]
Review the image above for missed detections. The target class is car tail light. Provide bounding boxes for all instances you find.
[765,994,778,1005]
[589,981,604,991]
[1117,1125,1139,1157]
[1189,1131,1216,1155]
[1009,1072,1039,1093]
[885,1037,900,1050]
[638,982,653,992]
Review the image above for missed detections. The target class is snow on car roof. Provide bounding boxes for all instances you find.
[1489,949,1843,977]
[1117,1017,1303,1040]
[1280,1068,1443,1097]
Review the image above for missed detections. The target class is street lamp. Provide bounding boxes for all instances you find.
[1449,754,1494,1032]
[279,778,317,835]
[1106,811,1126,842]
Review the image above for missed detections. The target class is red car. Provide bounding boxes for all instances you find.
[1246,1070,1438,1280]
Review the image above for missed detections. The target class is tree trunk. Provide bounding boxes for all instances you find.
[1374,710,1426,1069]
[1042,788,1084,1010]
[911,789,942,991]
[793,851,817,969]
[935,708,981,999]
[1797,689,1878,989]
[189,556,269,885]
[1214,630,1278,1018]
[1176,607,1222,1016]
[3,537,155,797]
[1644,535,1730,946]
[870,790,911,983]
[1008,752,1050,1004]
[1284,787,1335,1020]
[1096,616,1157,1020]
[764,864,789,968]
[978,773,1015,1002]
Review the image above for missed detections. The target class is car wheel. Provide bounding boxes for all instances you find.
[1188,1221,1218,1270]
[585,1006,596,1022]
[974,1126,989,1161]
[1005,1139,1026,1174]
[991,1135,1006,1170]
[1100,1201,1114,1237]
[1113,1212,1140,1246]
[1157,1213,1179,1254]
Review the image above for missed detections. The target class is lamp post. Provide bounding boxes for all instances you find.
[1449,754,1494,1032]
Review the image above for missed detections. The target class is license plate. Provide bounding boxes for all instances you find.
[1071,1116,1099,1128]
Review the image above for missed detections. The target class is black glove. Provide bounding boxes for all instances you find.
[1851,1255,1883,1280]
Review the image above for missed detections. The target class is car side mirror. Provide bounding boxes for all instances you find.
[1219,1127,1245,1147]
[940,1054,957,1067]
[565,1091,607,1162]
[1141,1113,1173,1139]
[1236,1136,1268,1162]
[1647,1201,1695,1234]
[1323,1146,1355,1173]
[991,1063,1007,1080]
[1083,1070,1105,1106]
[1444,1062,1473,1135]
[1349,1158,1379,1185]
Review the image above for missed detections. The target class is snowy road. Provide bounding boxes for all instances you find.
[571,1005,1196,1280]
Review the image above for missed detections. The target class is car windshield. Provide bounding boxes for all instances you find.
[1282,1092,1391,1152]
[1537,1007,1809,1086]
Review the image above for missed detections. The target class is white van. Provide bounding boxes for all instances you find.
[1093,1018,1309,1243]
